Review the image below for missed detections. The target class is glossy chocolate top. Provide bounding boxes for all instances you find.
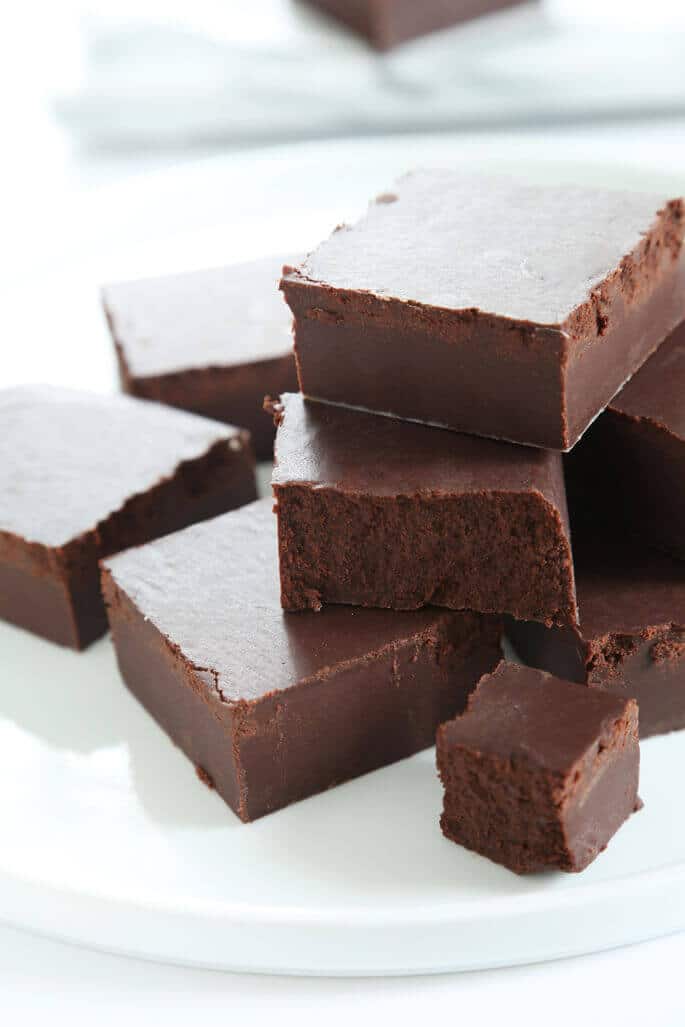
[574,538,685,639]
[286,171,682,328]
[440,661,629,772]
[105,499,466,702]
[103,255,295,376]
[271,393,567,504]
[609,321,685,440]
[0,386,247,547]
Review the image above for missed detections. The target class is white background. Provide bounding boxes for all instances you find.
[3,2,685,1022]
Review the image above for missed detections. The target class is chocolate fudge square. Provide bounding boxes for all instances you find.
[303,0,529,51]
[509,538,685,739]
[102,499,502,822]
[270,393,577,626]
[567,322,685,559]
[103,256,298,460]
[282,171,685,450]
[0,386,256,650]
[437,662,640,874]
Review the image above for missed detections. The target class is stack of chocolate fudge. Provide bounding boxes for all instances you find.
[269,171,684,873]
[2,173,684,877]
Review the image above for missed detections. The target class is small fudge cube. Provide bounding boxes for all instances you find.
[437,662,640,874]
[103,256,298,461]
[270,393,577,626]
[508,537,685,739]
[0,386,256,649]
[282,171,685,450]
[103,499,502,822]
[567,322,685,560]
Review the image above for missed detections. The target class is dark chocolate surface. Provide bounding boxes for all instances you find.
[104,499,478,702]
[441,661,633,772]
[104,256,299,460]
[0,385,251,548]
[272,394,576,625]
[284,173,685,450]
[272,392,567,499]
[103,256,295,377]
[609,321,685,437]
[0,385,256,648]
[289,172,682,330]
[509,539,685,738]
[572,540,685,639]
[104,499,502,820]
[438,661,640,874]
[566,323,685,559]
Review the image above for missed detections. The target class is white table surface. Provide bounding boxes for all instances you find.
[5,5,685,1016]
[4,921,685,1025]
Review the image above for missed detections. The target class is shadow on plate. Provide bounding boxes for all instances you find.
[0,620,231,829]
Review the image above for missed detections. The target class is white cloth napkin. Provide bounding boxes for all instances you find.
[56,0,685,149]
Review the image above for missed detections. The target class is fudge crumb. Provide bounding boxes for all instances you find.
[651,636,685,663]
[588,633,639,676]
[196,765,215,790]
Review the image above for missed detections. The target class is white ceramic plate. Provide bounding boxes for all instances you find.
[2,133,685,976]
